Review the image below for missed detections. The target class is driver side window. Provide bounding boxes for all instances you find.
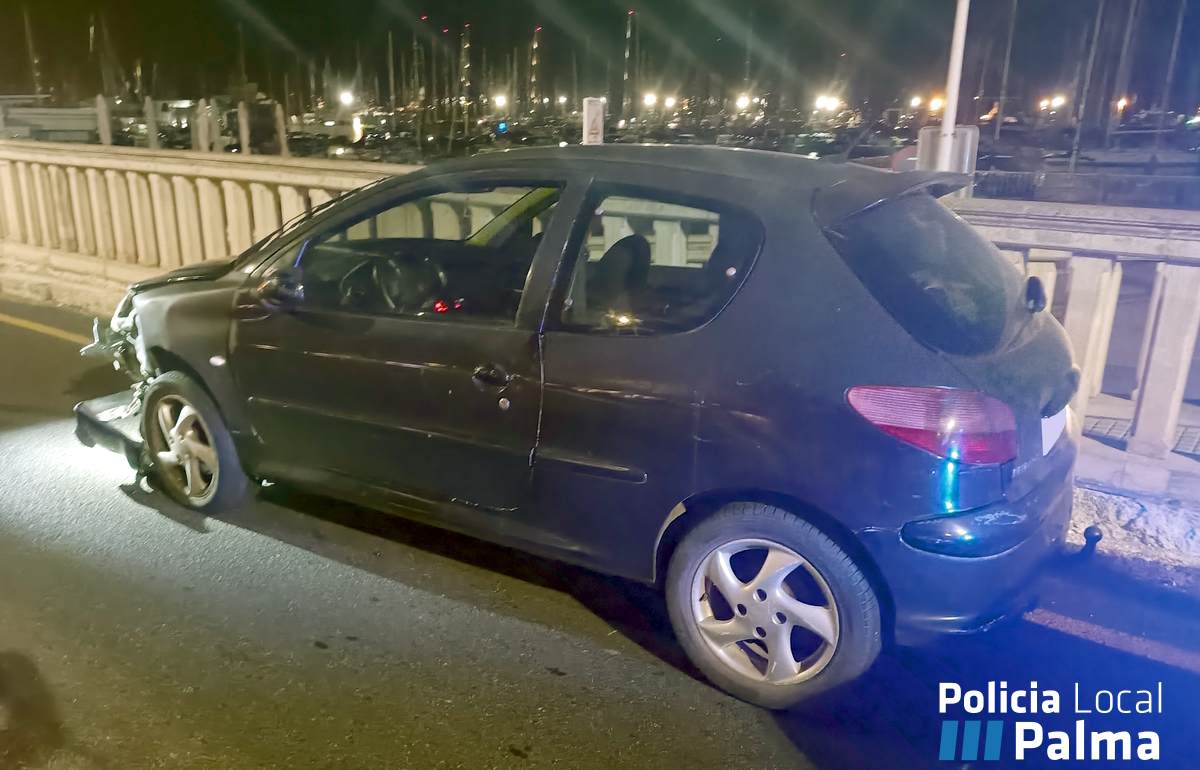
[283,183,561,324]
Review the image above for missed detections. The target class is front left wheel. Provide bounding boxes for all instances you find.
[141,371,250,513]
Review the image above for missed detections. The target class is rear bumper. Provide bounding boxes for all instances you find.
[861,437,1076,645]
[74,390,144,470]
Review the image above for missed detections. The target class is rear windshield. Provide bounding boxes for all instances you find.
[824,193,1023,356]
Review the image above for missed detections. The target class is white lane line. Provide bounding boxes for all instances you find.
[1026,607,1200,676]
[0,311,90,346]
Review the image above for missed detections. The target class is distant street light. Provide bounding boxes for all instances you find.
[338,90,354,107]
[1039,98,1051,111]
[814,95,841,111]
[735,94,751,110]
[1051,94,1067,109]
[1117,96,1129,112]
[557,95,567,105]
[910,96,923,108]
[643,92,657,107]
[493,94,508,109]
[929,97,945,111]
[664,96,677,109]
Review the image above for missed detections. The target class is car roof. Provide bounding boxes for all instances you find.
[397,145,967,223]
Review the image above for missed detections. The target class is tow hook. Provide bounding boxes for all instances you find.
[1079,525,1104,558]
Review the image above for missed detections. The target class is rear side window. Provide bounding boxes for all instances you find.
[824,194,1022,356]
[556,190,763,335]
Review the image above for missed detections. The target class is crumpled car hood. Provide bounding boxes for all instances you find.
[131,259,235,293]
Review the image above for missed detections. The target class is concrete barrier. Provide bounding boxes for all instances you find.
[0,139,416,311]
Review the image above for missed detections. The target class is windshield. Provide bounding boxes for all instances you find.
[824,193,1024,356]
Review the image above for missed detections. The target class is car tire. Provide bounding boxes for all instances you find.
[141,371,251,513]
[665,502,882,710]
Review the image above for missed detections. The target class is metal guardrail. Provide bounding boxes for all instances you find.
[974,170,1200,211]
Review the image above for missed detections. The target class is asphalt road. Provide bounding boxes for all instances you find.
[0,296,1198,769]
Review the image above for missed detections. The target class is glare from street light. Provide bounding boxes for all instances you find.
[664,96,677,109]
[643,92,657,107]
[1039,98,1051,111]
[1117,96,1129,111]
[493,94,507,108]
[338,90,354,106]
[910,96,923,109]
[557,95,567,104]
[815,95,842,111]
[1051,95,1067,109]
[735,94,751,110]
[929,97,945,112]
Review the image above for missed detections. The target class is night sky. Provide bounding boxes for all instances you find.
[2,0,1198,112]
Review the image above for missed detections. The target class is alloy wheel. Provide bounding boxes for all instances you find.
[151,395,219,506]
[690,538,840,686]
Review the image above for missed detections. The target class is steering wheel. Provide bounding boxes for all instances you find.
[338,257,447,312]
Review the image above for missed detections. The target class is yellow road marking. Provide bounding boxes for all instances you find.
[0,311,91,346]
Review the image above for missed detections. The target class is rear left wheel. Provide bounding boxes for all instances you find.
[141,371,250,513]
[665,502,882,709]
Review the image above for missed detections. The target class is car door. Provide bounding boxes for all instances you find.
[531,170,766,577]
[230,171,581,513]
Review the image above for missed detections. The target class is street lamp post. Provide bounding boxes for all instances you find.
[937,0,971,172]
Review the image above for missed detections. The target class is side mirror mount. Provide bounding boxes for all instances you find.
[1025,275,1047,313]
[256,271,305,308]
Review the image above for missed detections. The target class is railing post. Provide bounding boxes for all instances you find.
[194,99,210,152]
[30,164,56,248]
[221,180,253,254]
[148,173,180,267]
[1061,255,1117,417]
[144,96,160,150]
[0,161,25,243]
[278,185,307,222]
[126,172,159,266]
[105,170,136,262]
[237,101,252,156]
[66,167,95,256]
[15,162,39,247]
[1131,262,1166,402]
[172,176,203,265]
[653,220,688,266]
[86,169,116,259]
[249,183,280,241]
[196,178,228,260]
[1088,261,1123,398]
[48,166,77,253]
[96,95,113,146]
[274,103,289,157]
[1128,264,1200,458]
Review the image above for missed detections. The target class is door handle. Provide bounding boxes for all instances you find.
[472,363,512,387]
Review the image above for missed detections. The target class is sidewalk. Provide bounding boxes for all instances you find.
[1073,394,1200,594]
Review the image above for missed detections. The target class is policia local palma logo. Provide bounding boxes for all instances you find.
[937,681,1163,762]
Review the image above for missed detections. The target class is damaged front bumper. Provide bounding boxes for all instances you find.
[74,390,144,469]
[75,296,148,469]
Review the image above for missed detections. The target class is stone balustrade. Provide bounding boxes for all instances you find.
[949,197,1200,461]
[2,138,1199,464]
[0,139,415,310]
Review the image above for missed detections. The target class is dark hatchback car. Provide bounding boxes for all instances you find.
[76,146,1079,709]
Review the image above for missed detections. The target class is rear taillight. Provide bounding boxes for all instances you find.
[847,386,1017,464]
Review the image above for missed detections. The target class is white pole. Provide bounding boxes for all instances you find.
[937,0,971,171]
